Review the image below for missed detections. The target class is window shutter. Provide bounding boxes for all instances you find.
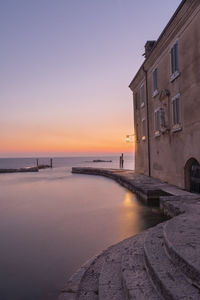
[155,68,158,90]
[173,100,176,125]
[160,108,165,128]
[172,95,180,126]
[154,111,157,131]
[154,110,161,132]
[134,93,138,110]
[136,124,139,141]
[176,96,180,124]
[142,119,146,138]
[171,42,179,76]
[153,68,158,92]
[142,86,144,103]
[171,47,174,74]
[157,111,160,131]
[175,43,178,72]
[141,84,145,105]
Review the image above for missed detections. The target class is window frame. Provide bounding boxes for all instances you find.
[171,93,182,132]
[170,41,179,81]
[141,118,146,141]
[152,67,158,97]
[133,92,138,110]
[154,108,161,137]
[140,83,145,108]
[135,123,139,142]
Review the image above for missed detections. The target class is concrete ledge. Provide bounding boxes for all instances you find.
[72,167,174,206]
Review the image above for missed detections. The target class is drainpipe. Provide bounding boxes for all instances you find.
[142,66,151,177]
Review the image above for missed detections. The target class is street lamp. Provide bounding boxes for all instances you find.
[126,134,135,143]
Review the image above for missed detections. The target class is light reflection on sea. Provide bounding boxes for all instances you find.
[0,156,166,300]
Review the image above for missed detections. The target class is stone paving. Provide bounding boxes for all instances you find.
[58,168,200,300]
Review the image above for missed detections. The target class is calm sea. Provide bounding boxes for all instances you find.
[0,155,165,300]
[0,155,134,170]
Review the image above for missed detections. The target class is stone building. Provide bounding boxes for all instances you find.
[129,0,200,192]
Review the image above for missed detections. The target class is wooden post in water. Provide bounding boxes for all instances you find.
[36,159,39,168]
[50,158,53,168]
[121,153,124,169]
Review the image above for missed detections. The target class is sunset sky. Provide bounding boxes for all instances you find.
[0,0,181,157]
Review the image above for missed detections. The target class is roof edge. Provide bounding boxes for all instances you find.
[129,0,186,89]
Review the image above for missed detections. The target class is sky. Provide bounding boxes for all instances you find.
[0,0,182,157]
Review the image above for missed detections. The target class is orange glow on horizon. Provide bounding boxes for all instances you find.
[1,125,135,155]
[0,142,134,154]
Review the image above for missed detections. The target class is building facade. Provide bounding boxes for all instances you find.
[129,0,200,192]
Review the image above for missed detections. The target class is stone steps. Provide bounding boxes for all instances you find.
[121,231,160,300]
[76,253,106,300]
[58,252,105,300]
[98,237,132,300]
[59,218,200,300]
[144,223,200,300]
[164,214,200,289]
[99,260,124,300]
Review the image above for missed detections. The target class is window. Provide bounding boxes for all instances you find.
[140,83,145,107]
[154,108,166,136]
[172,94,181,130]
[142,119,146,141]
[134,92,138,110]
[170,41,179,81]
[154,109,161,135]
[135,123,139,142]
[160,108,166,128]
[152,67,158,96]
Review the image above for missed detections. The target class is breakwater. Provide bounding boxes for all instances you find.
[0,164,51,174]
[0,166,39,173]
[59,167,200,300]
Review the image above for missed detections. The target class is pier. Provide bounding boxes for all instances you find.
[0,158,53,174]
[0,167,39,173]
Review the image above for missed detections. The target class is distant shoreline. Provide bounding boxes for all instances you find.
[84,159,112,163]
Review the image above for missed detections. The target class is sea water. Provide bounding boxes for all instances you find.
[0,155,165,300]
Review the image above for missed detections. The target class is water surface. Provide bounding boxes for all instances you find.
[0,156,165,299]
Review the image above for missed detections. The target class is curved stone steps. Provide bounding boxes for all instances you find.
[144,224,200,300]
[59,214,200,300]
[59,222,200,300]
[77,235,142,300]
[58,256,98,300]
[121,230,160,300]
[98,236,136,300]
[99,260,125,300]
[76,252,106,300]
[164,213,200,289]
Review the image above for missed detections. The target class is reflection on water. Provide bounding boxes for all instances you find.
[0,165,165,300]
[119,191,140,236]
[119,191,166,240]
